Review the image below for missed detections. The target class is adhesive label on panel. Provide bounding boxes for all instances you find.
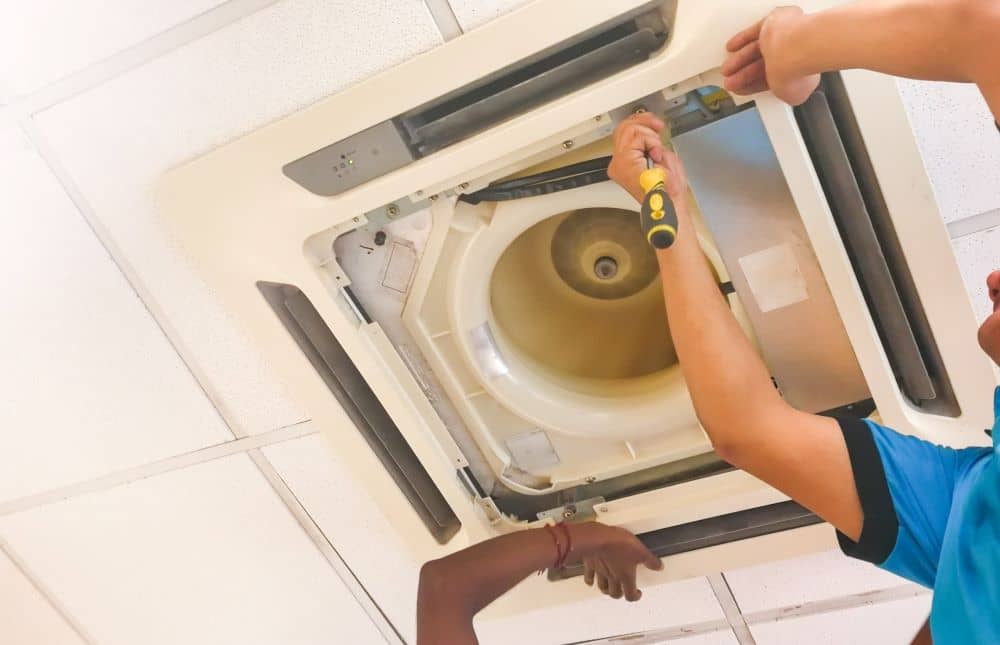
[380,241,416,293]
[738,243,809,313]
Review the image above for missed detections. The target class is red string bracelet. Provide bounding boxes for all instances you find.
[555,523,573,569]
[542,524,564,574]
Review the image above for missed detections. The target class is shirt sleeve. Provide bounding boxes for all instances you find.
[834,417,983,588]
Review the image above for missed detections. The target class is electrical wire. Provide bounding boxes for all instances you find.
[459,155,612,204]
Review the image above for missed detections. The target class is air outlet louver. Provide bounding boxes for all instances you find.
[258,282,461,543]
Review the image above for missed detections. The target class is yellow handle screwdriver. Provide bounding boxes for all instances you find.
[639,154,678,249]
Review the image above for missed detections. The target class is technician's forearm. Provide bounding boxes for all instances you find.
[655,202,783,454]
[786,0,999,85]
[417,527,574,644]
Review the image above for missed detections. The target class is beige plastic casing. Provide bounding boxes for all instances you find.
[402,178,754,493]
[157,0,998,617]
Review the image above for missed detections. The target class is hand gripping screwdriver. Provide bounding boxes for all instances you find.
[638,154,678,249]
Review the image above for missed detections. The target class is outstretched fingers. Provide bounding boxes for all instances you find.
[617,563,642,602]
[605,570,623,600]
[721,40,762,77]
[583,559,596,587]
[594,559,611,594]
[723,58,767,95]
[726,18,763,52]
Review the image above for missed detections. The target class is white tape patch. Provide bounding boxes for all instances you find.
[505,430,560,472]
[738,243,809,313]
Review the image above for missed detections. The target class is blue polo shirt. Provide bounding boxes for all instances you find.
[835,388,1000,643]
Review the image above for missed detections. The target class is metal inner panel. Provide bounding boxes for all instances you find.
[674,107,872,414]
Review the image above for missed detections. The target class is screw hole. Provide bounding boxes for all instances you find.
[593,256,618,280]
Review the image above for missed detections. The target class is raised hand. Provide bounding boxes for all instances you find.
[607,113,689,206]
[722,6,820,106]
[607,111,667,202]
[572,523,663,602]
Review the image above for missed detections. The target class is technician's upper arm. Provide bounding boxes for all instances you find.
[969,1,1000,120]
[719,406,864,541]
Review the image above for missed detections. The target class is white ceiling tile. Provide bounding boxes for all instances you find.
[725,549,910,614]
[0,127,230,502]
[0,454,386,645]
[449,0,535,31]
[262,431,432,642]
[952,226,1000,323]
[475,577,724,645]
[32,0,442,436]
[0,0,227,99]
[0,546,85,645]
[898,79,1000,224]
[750,594,931,645]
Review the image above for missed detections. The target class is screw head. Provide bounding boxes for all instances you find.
[460,182,470,190]
[562,140,574,149]
[595,115,603,122]
[598,506,608,513]
[428,194,438,201]
[386,203,400,218]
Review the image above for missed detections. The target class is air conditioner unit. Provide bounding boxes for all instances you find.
[158,0,995,618]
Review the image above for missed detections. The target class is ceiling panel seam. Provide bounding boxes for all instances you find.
[563,617,732,644]
[8,7,430,639]
[247,449,403,645]
[423,0,464,41]
[708,573,756,644]
[17,118,248,443]
[574,580,929,643]
[0,421,316,518]
[0,537,99,645]
[742,583,929,625]
[8,0,283,120]
[947,207,1000,239]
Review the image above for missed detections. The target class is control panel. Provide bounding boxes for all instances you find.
[282,120,415,196]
